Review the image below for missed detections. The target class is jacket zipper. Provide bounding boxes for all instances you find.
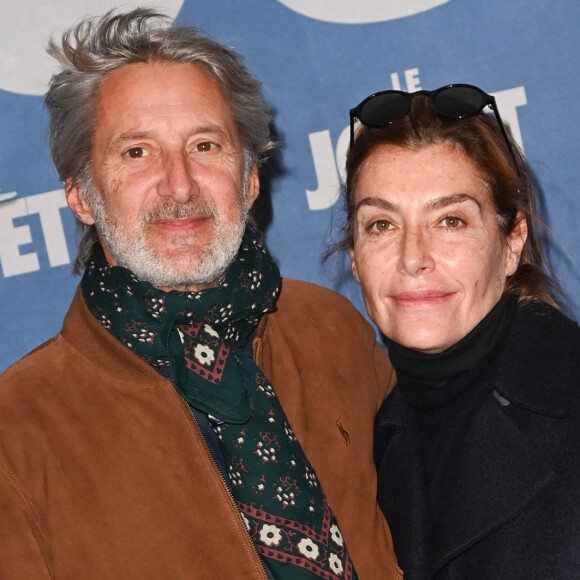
[185,404,269,580]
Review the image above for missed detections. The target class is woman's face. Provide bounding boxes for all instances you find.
[349,142,526,353]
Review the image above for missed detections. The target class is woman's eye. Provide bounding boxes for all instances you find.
[441,216,464,228]
[125,147,147,158]
[370,220,391,232]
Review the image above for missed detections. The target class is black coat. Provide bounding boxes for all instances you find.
[374,303,580,579]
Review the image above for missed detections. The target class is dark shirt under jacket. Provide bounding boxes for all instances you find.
[374,301,580,580]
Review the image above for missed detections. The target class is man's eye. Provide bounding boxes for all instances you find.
[195,141,215,152]
[125,147,146,158]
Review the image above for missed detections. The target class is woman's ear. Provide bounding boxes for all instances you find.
[65,178,95,225]
[349,248,360,283]
[505,211,528,276]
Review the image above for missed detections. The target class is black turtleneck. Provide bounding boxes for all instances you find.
[384,294,517,524]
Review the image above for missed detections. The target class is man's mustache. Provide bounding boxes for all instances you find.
[142,200,220,223]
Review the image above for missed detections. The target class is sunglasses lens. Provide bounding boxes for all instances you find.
[432,86,487,119]
[359,92,410,127]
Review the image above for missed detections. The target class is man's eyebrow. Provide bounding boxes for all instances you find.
[106,125,231,150]
[196,124,230,136]
[105,131,154,155]
[109,131,151,146]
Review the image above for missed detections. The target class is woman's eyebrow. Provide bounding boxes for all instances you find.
[355,193,482,215]
[355,197,399,213]
[427,193,482,211]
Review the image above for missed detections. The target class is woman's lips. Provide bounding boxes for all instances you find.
[392,290,453,306]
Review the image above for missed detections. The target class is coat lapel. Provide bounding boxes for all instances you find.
[375,389,431,578]
[431,391,556,575]
[430,301,580,574]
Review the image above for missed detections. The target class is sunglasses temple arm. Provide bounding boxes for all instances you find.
[490,99,522,179]
[349,113,355,148]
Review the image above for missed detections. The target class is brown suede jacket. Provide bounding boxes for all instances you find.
[0,278,401,579]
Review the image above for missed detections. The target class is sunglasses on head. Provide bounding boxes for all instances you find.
[349,83,520,176]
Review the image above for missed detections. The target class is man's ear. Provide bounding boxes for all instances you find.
[505,211,528,276]
[65,178,95,225]
[246,164,260,209]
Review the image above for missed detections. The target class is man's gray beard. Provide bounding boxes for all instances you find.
[85,182,249,289]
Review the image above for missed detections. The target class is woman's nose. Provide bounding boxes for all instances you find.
[397,228,435,276]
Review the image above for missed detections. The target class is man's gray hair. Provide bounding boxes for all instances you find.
[45,7,275,272]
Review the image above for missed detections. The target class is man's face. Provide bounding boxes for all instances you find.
[68,61,259,290]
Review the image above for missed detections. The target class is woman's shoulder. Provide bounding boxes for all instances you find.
[493,300,580,417]
[507,300,580,359]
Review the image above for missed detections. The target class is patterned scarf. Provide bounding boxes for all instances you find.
[82,230,357,580]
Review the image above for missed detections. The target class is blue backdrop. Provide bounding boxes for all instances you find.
[1,0,579,372]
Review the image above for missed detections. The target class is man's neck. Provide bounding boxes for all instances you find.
[157,280,220,293]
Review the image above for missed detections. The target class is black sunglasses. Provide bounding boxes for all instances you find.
[349,83,520,176]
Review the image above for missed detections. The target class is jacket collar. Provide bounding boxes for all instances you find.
[61,286,274,389]
[61,287,171,388]
[431,393,556,573]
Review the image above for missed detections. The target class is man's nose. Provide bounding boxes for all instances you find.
[157,151,199,202]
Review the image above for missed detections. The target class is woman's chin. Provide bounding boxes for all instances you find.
[386,327,459,354]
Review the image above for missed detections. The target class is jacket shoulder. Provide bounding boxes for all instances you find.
[273,278,373,331]
[0,335,64,389]
[493,302,580,416]
[262,278,396,398]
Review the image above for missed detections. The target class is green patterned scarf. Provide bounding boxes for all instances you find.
[82,230,358,580]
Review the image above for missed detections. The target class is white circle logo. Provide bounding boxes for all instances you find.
[276,0,452,23]
[0,0,184,95]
